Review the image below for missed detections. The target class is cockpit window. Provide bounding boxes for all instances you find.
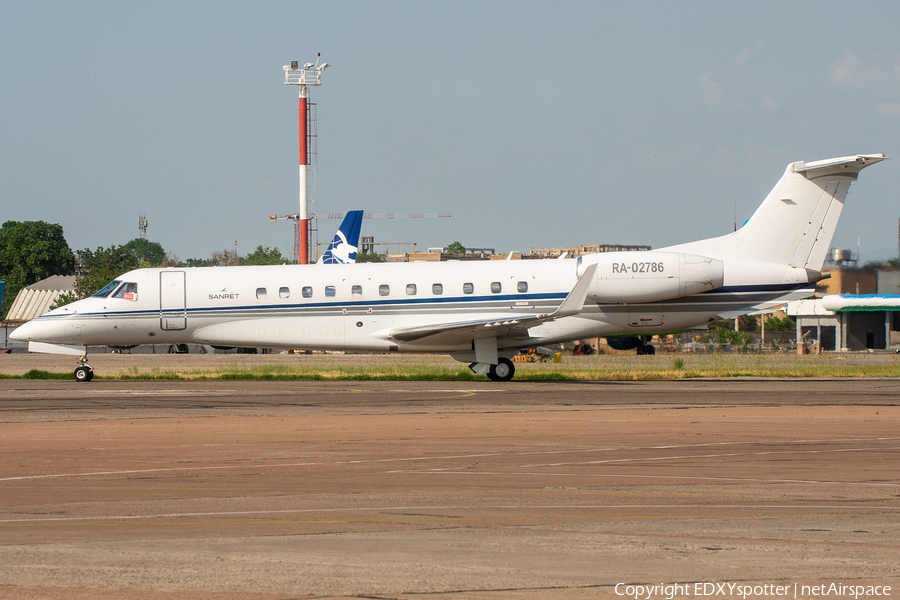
[112,282,138,300]
[93,280,121,298]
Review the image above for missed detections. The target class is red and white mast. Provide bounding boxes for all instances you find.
[284,55,329,264]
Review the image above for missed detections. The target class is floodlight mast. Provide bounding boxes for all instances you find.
[283,56,328,264]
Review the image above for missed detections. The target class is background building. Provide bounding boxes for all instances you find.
[815,267,877,296]
[1,275,76,349]
[787,296,900,351]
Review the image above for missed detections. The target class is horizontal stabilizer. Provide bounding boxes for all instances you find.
[793,154,886,178]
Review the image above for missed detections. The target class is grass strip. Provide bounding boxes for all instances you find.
[3,355,898,381]
[20,369,73,380]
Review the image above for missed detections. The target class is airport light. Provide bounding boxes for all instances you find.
[283,54,329,264]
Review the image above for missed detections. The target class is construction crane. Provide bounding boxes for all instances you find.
[268,212,451,263]
[314,212,451,220]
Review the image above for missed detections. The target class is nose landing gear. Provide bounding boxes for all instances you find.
[74,355,94,382]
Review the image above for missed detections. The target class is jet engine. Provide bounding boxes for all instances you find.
[577,252,724,303]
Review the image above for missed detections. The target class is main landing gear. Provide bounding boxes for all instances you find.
[636,335,656,355]
[464,339,517,382]
[487,357,515,382]
[74,355,94,382]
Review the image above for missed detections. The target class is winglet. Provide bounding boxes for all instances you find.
[550,263,597,319]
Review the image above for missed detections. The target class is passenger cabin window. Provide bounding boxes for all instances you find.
[93,280,121,298]
[112,282,138,300]
[256,287,267,299]
[406,284,417,296]
[517,281,528,293]
[379,284,390,296]
[279,287,290,299]
[463,282,474,295]
[302,286,313,298]
[325,286,336,298]
[432,283,443,295]
[351,285,363,296]
[490,282,502,294]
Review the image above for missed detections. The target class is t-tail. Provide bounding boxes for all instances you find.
[662,154,886,270]
[320,210,364,264]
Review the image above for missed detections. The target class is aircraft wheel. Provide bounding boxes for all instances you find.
[74,366,93,382]
[487,358,515,382]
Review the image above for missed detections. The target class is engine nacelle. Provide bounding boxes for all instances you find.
[577,252,724,303]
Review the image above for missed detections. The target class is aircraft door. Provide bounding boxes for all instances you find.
[160,271,187,331]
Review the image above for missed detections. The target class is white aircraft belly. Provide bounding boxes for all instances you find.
[192,317,347,350]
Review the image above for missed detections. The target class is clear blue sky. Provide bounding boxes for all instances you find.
[2,1,899,262]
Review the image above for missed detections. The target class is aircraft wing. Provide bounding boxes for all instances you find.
[388,263,597,344]
[716,286,816,320]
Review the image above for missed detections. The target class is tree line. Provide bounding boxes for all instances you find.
[0,220,287,318]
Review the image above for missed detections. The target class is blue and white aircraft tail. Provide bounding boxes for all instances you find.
[319,210,364,264]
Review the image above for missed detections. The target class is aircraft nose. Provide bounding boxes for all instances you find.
[9,317,69,344]
[9,323,29,341]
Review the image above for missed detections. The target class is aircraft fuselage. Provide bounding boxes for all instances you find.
[12,255,805,354]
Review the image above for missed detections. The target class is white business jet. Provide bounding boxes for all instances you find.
[11,154,886,381]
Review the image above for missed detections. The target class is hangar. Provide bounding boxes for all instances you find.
[1,276,76,349]
[787,295,900,352]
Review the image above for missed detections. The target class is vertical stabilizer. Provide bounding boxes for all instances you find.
[321,210,364,264]
[662,154,885,270]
